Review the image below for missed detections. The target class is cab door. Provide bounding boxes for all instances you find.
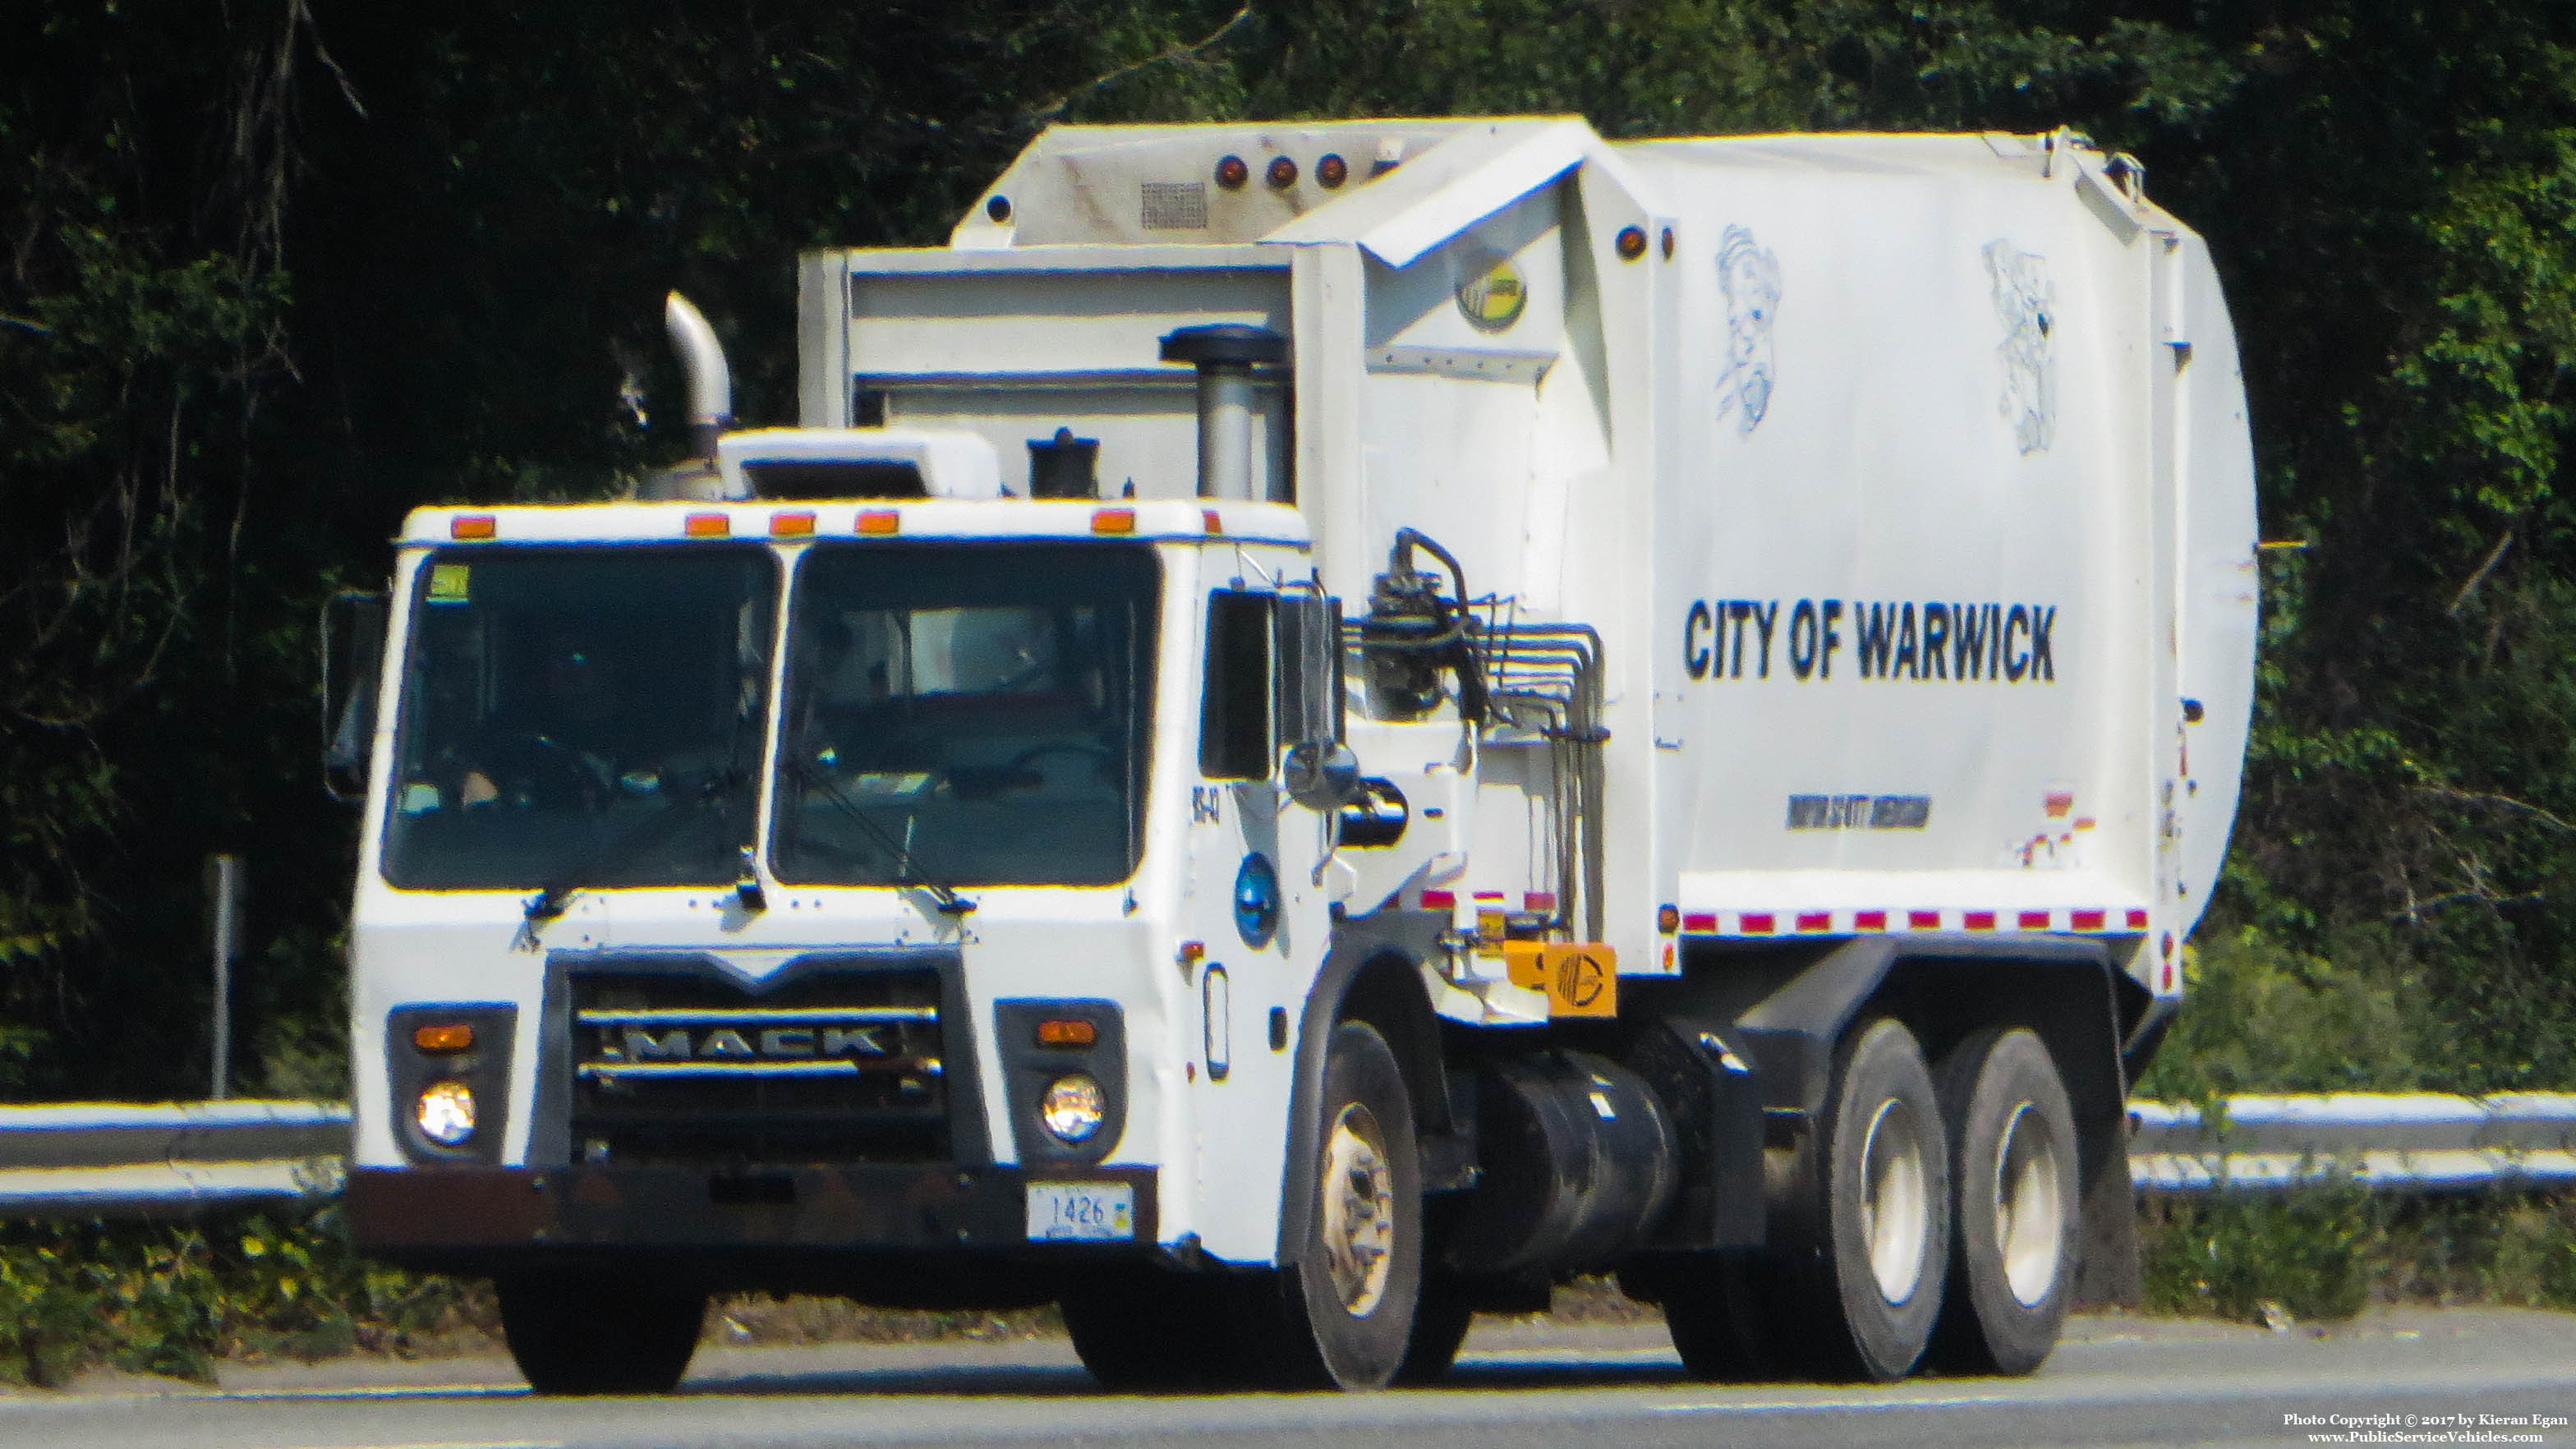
[1182,566,1348,1262]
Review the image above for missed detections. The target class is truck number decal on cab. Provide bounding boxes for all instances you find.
[1191,786,1222,825]
[1683,598,2058,683]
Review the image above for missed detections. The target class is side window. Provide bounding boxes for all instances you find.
[1200,590,1275,780]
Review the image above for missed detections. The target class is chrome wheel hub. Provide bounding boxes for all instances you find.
[1858,1097,1930,1305]
[1319,1102,1396,1316]
[1994,1099,2065,1307]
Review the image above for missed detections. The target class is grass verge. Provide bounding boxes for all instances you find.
[2140,1187,2576,1326]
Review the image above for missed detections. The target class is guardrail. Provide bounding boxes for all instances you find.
[2129,1092,2576,1192]
[0,1100,348,1219]
[1,1093,2572,1218]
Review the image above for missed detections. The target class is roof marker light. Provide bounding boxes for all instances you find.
[770,510,816,537]
[684,512,730,538]
[858,509,900,536]
[1317,153,1349,188]
[1215,155,1249,190]
[450,515,496,540]
[1202,509,1223,535]
[1092,508,1136,536]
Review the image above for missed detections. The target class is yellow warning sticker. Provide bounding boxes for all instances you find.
[1503,941,1618,1018]
[426,564,471,602]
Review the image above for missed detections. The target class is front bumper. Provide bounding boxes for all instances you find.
[349,1162,1159,1259]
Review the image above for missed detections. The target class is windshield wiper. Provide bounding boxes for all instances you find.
[523,768,746,924]
[790,758,978,917]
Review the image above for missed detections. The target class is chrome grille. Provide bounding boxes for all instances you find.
[568,968,946,1164]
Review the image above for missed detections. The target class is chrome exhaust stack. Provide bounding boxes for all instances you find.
[646,292,740,500]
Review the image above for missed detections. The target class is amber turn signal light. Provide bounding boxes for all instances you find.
[412,1023,476,1054]
[1036,1019,1098,1048]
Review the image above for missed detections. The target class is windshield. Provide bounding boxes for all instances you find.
[382,548,776,890]
[773,543,1157,887]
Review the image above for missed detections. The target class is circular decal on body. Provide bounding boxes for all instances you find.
[1555,950,1609,1010]
[1233,853,1281,949]
[1453,251,1528,333]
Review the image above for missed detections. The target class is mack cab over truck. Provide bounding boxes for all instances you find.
[332,117,2257,1392]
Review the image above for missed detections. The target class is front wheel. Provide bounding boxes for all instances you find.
[1271,1019,1424,1389]
[495,1274,704,1395]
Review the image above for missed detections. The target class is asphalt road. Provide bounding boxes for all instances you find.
[6,1309,2573,1449]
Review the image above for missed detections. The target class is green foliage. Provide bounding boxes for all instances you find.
[2135,928,2427,1101]
[4,2,2576,1102]
[2141,1189,2576,1325]
[0,1208,488,1387]
[2141,1180,2380,1324]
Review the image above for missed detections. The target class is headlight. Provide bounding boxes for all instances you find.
[415,1079,477,1146]
[1039,1074,1106,1143]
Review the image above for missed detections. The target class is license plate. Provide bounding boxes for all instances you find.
[1026,1180,1134,1242]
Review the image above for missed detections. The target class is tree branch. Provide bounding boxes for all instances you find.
[2417,786,2576,835]
[1024,7,1254,125]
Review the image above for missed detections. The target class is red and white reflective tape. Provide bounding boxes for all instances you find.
[1674,906,2150,936]
[1421,890,1562,913]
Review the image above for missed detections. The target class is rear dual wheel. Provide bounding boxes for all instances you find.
[1927,1027,2081,1376]
[1663,1016,1951,1383]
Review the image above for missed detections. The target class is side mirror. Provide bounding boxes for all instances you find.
[1274,590,1344,752]
[321,590,389,803]
[1282,740,1363,812]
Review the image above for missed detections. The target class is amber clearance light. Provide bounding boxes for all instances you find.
[1091,508,1136,536]
[449,514,497,540]
[684,512,730,538]
[412,1023,476,1054]
[1036,1019,1099,1048]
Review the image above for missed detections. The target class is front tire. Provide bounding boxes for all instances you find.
[1393,1271,1475,1384]
[1926,1027,2080,1375]
[495,1274,704,1395]
[1272,1019,1424,1389]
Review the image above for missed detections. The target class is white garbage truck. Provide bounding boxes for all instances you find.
[329,116,2256,1392]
